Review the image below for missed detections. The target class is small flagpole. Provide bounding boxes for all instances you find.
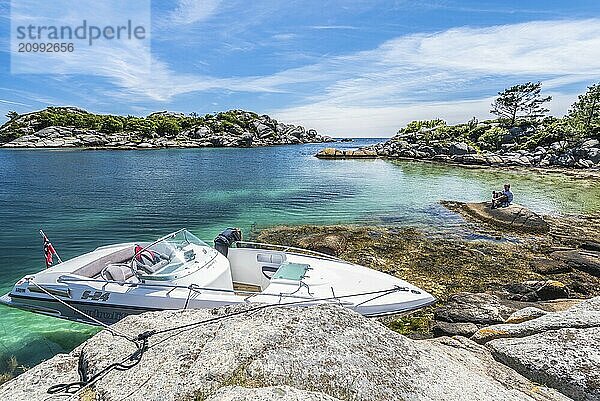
[39,229,63,263]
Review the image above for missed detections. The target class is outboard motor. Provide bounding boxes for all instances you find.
[214,228,242,257]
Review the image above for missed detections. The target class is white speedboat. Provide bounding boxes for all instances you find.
[0,229,435,325]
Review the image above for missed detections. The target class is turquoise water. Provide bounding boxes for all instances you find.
[1,139,600,372]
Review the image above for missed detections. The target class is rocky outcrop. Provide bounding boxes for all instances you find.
[472,296,600,343]
[506,307,548,324]
[471,297,600,401]
[316,148,377,159]
[0,108,333,149]
[488,328,600,401]
[504,280,570,302]
[431,291,586,338]
[431,293,517,338]
[432,321,479,337]
[0,305,569,401]
[441,201,550,233]
[314,123,600,169]
[434,292,515,326]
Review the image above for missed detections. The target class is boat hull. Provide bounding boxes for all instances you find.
[1,293,163,325]
[0,291,435,326]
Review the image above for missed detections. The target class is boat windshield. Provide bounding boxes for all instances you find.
[131,229,217,276]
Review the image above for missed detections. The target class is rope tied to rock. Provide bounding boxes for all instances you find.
[38,285,409,398]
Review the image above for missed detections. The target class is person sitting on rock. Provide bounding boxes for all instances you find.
[491,183,513,209]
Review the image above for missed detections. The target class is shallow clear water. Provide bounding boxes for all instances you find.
[1,139,599,372]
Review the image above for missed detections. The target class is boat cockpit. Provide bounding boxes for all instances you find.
[71,229,219,284]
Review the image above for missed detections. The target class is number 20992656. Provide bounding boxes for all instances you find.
[17,42,74,52]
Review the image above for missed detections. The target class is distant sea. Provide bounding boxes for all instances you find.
[1,138,599,373]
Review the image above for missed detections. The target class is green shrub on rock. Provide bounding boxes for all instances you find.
[5,111,19,121]
[124,116,157,136]
[100,116,124,133]
[522,120,576,150]
[37,108,102,130]
[478,126,509,151]
[402,119,446,134]
[154,117,181,136]
[567,83,600,139]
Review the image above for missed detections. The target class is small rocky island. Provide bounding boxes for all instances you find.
[316,120,600,169]
[317,82,600,169]
[0,107,333,149]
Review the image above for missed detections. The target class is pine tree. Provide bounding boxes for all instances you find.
[568,83,600,136]
[491,82,552,126]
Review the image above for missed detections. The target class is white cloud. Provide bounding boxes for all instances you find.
[272,33,299,41]
[271,92,580,138]
[105,18,599,132]
[265,19,600,136]
[0,99,31,107]
[9,14,600,134]
[391,20,600,75]
[79,17,596,105]
[168,0,221,25]
[309,25,359,30]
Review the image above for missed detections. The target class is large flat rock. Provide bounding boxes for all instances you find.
[0,305,568,401]
[442,201,550,233]
[488,327,600,401]
[471,297,600,400]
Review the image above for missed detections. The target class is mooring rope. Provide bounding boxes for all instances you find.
[26,279,135,342]
[30,284,408,398]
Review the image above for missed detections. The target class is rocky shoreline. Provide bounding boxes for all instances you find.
[0,108,333,149]
[0,303,581,401]
[316,122,600,170]
[2,207,600,400]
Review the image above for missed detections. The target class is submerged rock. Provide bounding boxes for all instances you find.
[0,305,568,401]
[297,232,347,256]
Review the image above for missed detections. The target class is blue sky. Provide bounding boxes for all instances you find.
[1,0,600,137]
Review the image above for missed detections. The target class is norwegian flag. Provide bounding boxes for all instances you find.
[40,230,62,268]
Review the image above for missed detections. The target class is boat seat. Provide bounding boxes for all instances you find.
[104,264,136,282]
[74,246,135,278]
[136,259,170,274]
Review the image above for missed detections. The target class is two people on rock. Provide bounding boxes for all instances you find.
[491,183,513,209]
